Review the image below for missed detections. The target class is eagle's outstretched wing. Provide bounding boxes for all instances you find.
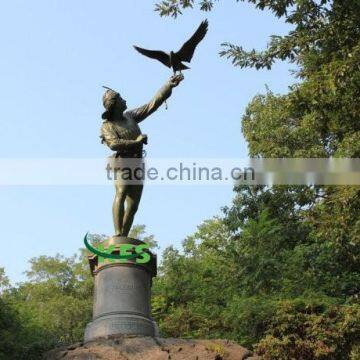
[176,20,208,63]
[133,46,171,67]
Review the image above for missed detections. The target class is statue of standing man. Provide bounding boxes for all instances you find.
[100,74,184,237]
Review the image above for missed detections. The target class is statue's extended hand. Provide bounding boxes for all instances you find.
[169,74,184,88]
[136,134,148,145]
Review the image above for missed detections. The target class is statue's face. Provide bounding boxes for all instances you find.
[115,94,127,113]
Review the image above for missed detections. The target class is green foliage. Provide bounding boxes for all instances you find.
[129,224,159,249]
[155,0,217,17]
[152,208,359,356]
[0,267,10,291]
[152,4,359,357]
[256,301,360,360]
[145,41,359,338]
[223,296,278,347]
[0,297,23,360]
[0,253,93,359]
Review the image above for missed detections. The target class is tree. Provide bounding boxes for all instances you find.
[0,267,10,292]
[153,0,360,357]
[0,268,23,360]
[129,224,159,249]
[0,253,93,359]
[154,0,360,295]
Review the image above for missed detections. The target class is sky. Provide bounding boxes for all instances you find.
[0,0,295,284]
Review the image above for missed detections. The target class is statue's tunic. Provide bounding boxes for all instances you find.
[100,81,173,159]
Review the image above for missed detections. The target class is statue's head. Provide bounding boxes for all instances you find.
[102,87,127,120]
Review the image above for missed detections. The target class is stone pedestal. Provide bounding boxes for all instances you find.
[84,236,157,342]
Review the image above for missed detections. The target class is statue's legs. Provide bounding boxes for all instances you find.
[121,184,143,237]
[113,184,127,236]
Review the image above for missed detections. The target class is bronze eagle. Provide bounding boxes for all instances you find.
[133,20,208,74]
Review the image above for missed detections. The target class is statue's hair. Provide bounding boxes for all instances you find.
[102,86,120,120]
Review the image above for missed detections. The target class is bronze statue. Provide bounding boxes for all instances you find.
[100,74,184,237]
[133,20,208,74]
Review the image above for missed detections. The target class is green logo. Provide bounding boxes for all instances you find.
[83,233,151,264]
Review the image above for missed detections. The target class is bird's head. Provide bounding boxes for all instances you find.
[102,87,127,120]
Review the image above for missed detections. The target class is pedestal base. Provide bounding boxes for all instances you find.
[84,314,158,341]
[84,236,157,342]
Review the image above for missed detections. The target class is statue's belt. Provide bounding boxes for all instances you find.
[114,151,143,158]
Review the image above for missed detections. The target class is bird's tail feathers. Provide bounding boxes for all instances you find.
[179,63,190,70]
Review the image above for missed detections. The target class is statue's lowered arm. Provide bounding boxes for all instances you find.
[101,123,141,151]
[127,74,184,123]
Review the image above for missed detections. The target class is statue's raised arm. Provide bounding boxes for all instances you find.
[126,74,184,123]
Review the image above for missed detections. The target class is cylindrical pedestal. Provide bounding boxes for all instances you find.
[84,236,157,342]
